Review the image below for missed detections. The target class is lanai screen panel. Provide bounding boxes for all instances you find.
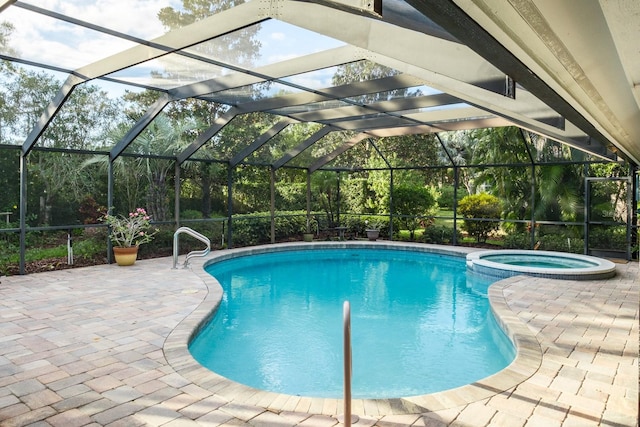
[0,0,624,170]
[0,5,137,70]
[531,135,590,164]
[189,111,282,162]
[0,66,67,146]
[184,19,346,70]
[267,100,353,116]
[371,134,446,168]
[204,81,301,104]
[355,84,444,100]
[38,82,127,150]
[463,128,531,166]
[19,0,185,40]
[287,130,359,168]
[245,122,324,165]
[105,54,235,90]
[121,111,189,157]
[323,139,381,170]
[280,60,399,92]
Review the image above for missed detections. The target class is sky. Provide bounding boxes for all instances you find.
[3,0,178,68]
[0,0,347,97]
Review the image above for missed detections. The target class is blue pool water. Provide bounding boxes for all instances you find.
[190,248,515,399]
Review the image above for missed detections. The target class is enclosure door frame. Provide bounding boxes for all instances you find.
[584,177,632,260]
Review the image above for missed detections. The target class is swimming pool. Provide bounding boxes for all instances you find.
[190,247,515,399]
[466,250,616,280]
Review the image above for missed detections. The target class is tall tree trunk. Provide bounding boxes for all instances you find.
[147,172,168,221]
[201,174,212,218]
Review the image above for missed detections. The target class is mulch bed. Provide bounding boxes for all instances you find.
[2,241,504,276]
[2,256,108,276]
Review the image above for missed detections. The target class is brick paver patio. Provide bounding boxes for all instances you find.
[0,242,637,426]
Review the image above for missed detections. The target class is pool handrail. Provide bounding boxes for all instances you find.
[173,227,211,269]
[340,300,359,426]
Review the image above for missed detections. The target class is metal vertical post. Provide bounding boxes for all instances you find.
[306,170,312,233]
[270,167,276,244]
[389,168,394,240]
[530,164,536,249]
[626,175,633,260]
[107,159,114,263]
[227,165,233,248]
[453,166,458,245]
[174,162,181,229]
[336,171,341,226]
[584,165,590,255]
[19,152,27,275]
[632,165,638,260]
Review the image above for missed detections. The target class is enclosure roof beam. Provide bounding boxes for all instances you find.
[229,118,298,167]
[110,95,173,161]
[403,0,620,160]
[22,75,86,155]
[169,45,365,100]
[234,74,427,114]
[289,93,463,122]
[434,133,456,167]
[519,128,536,166]
[364,125,440,137]
[322,106,494,130]
[309,133,369,173]
[272,126,333,170]
[379,52,617,160]
[270,0,616,161]
[177,108,239,164]
[21,1,264,157]
[273,1,512,97]
[326,115,417,131]
[368,138,391,169]
[0,0,16,13]
[72,1,263,80]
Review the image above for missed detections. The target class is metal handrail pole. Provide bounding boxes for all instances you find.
[173,226,211,269]
[342,301,359,426]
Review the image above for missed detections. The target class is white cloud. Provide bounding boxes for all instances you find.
[2,0,177,70]
[285,74,331,89]
[52,0,172,39]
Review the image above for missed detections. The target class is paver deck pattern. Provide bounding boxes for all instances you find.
[0,242,637,426]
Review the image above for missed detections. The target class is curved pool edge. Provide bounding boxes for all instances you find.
[467,249,617,280]
[163,242,543,415]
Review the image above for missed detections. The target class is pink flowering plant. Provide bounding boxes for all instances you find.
[101,207,157,247]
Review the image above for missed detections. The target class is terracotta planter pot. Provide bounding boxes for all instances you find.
[113,246,139,266]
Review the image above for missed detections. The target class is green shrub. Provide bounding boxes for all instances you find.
[538,234,583,253]
[457,193,502,243]
[503,232,531,249]
[231,211,309,246]
[74,237,105,260]
[438,185,467,209]
[181,210,204,220]
[589,226,627,250]
[421,224,460,244]
[393,185,438,240]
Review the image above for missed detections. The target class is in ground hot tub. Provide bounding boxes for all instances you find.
[466,250,616,280]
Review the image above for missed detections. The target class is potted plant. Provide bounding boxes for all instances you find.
[365,220,381,241]
[303,217,317,242]
[101,207,157,266]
